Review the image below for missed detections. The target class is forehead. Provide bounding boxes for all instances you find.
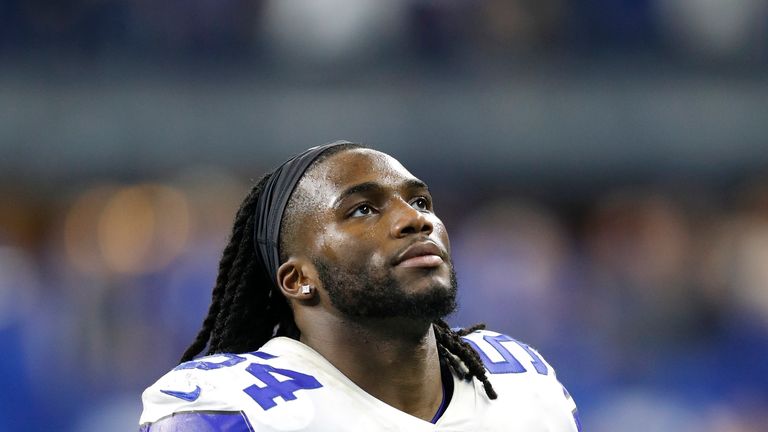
[304,148,420,196]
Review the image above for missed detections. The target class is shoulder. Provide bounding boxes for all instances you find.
[139,352,272,429]
[139,343,321,432]
[139,339,337,431]
[460,329,582,431]
[460,329,555,376]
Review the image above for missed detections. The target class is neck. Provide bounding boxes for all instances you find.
[299,316,445,422]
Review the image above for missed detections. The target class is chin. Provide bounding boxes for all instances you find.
[399,266,452,290]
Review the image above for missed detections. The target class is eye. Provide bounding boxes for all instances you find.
[350,204,375,218]
[411,197,429,211]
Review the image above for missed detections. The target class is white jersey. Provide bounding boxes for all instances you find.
[140,330,581,431]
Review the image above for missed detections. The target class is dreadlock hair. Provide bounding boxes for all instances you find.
[180,145,498,400]
[181,143,358,361]
[434,321,498,399]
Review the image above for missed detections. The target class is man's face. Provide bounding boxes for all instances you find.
[294,148,456,322]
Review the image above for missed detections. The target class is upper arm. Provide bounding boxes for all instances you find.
[140,411,255,432]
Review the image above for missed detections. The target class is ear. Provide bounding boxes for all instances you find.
[277,257,318,301]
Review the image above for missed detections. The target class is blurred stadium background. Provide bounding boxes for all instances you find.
[2,0,768,430]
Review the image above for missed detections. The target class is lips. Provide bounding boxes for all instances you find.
[393,241,446,268]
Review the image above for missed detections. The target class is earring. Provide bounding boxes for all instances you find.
[300,284,313,295]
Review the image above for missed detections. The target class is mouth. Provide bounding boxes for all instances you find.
[393,241,446,268]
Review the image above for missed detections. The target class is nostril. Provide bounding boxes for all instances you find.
[400,226,417,235]
[421,221,433,233]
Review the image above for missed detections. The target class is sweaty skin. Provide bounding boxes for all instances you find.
[275,148,454,422]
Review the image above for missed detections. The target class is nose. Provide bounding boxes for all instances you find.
[390,200,434,238]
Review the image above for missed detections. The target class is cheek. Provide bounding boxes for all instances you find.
[432,219,451,254]
[315,228,345,262]
[369,249,389,268]
[316,224,382,266]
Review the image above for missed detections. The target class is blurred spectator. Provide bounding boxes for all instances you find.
[0,245,40,429]
[655,0,768,60]
[451,199,571,346]
[261,0,407,64]
[582,191,701,357]
[471,0,567,55]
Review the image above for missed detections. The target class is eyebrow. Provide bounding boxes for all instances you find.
[332,179,429,208]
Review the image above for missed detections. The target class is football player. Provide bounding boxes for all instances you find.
[140,141,581,431]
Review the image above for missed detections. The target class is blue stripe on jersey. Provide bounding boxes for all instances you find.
[139,411,254,432]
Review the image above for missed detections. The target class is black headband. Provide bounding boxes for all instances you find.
[254,140,352,288]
